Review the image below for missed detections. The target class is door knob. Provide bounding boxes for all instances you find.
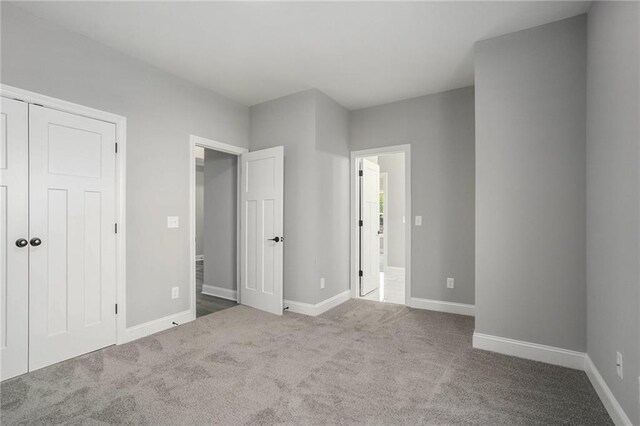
[29,237,42,247]
[15,238,28,248]
[268,237,280,243]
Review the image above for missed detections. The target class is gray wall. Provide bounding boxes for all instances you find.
[195,165,204,257]
[474,15,587,351]
[315,91,351,303]
[203,150,238,291]
[378,153,405,268]
[250,90,351,305]
[350,87,475,305]
[250,90,317,304]
[586,2,640,423]
[0,5,250,327]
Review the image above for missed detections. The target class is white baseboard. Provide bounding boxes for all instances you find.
[584,355,632,426]
[202,284,237,301]
[195,254,204,261]
[285,290,350,316]
[121,309,194,344]
[472,332,585,370]
[408,297,475,317]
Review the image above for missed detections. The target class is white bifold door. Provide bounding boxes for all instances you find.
[360,158,380,296]
[240,146,284,315]
[1,98,30,380]
[1,98,118,380]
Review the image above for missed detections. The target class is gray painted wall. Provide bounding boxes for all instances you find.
[195,165,204,257]
[378,153,405,268]
[0,5,250,327]
[250,90,350,305]
[315,91,351,303]
[250,90,317,304]
[350,87,475,305]
[474,15,587,351]
[203,150,238,291]
[586,2,640,422]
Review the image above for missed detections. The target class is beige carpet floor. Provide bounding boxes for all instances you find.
[1,299,611,425]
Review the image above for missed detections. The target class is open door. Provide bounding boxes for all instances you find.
[240,146,284,315]
[360,158,380,296]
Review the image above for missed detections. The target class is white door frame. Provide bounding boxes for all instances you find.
[189,135,247,314]
[0,84,128,344]
[350,145,411,304]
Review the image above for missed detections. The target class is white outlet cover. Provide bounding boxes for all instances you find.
[447,278,454,289]
[616,352,623,379]
[415,216,422,226]
[172,286,179,299]
[320,278,325,289]
[167,216,179,228]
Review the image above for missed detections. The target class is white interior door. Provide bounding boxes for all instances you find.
[0,97,30,380]
[360,158,380,296]
[240,146,283,315]
[29,105,117,371]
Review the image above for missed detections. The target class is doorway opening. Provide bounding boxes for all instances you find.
[351,146,411,305]
[190,136,246,318]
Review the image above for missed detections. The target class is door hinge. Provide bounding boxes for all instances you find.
[359,220,363,227]
[115,304,118,314]
[359,270,363,277]
[114,223,118,234]
[359,170,363,177]
[115,142,118,153]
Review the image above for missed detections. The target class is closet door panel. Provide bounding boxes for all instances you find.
[28,104,117,371]
[0,97,29,381]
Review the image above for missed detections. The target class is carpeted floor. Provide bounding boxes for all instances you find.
[1,299,611,425]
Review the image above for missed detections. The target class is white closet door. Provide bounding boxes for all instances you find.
[360,158,380,296]
[240,146,284,315]
[0,97,29,380]
[28,105,117,371]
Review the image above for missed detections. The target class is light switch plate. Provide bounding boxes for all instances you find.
[167,216,179,229]
[415,216,422,226]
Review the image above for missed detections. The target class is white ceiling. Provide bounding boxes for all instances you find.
[13,1,590,110]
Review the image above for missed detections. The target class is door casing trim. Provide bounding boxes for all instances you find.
[350,145,411,305]
[188,135,246,321]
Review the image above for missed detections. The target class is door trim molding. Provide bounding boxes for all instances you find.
[0,84,129,346]
[350,145,411,304]
[189,135,246,322]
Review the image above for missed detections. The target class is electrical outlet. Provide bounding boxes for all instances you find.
[415,216,422,226]
[167,216,179,228]
[616,352,623,379]
[320,278,325,289]
[447,278,454,289]
[172,286,179,299]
